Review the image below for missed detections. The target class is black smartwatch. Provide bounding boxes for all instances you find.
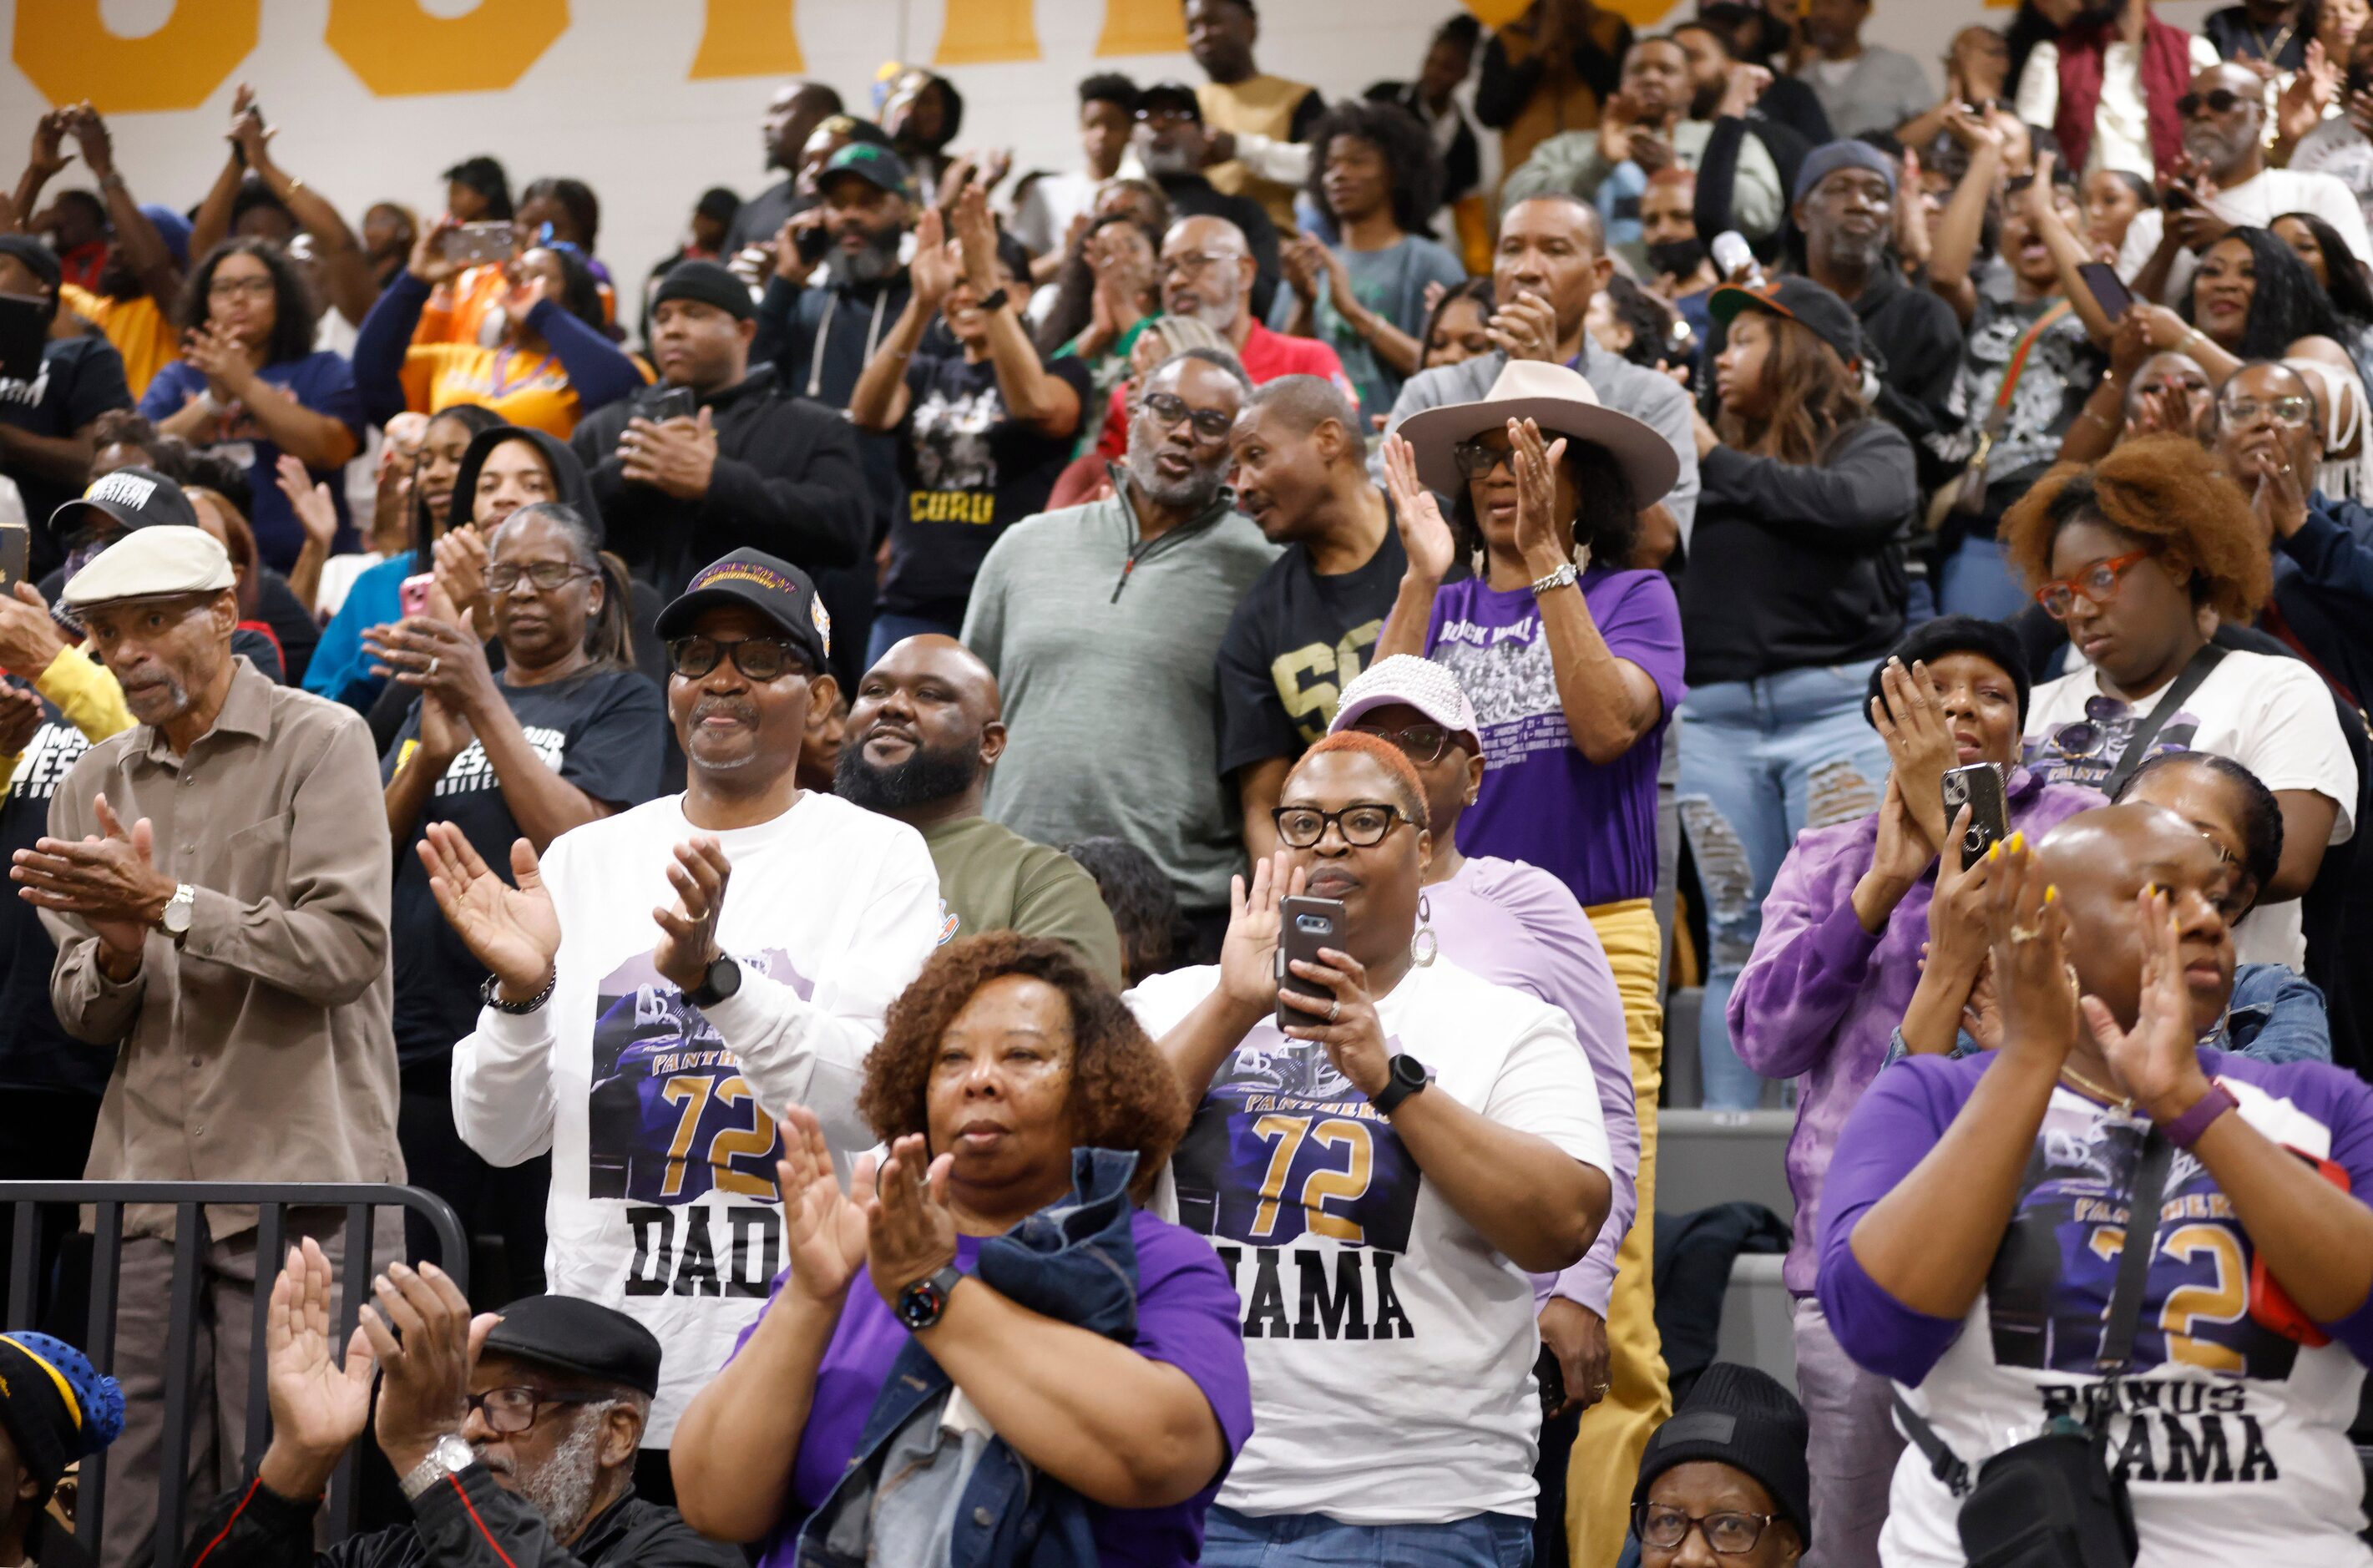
[1371,1053,1431,1115]
[683,953,742,1009]
[895,1264,965,1331]
[975,286,1011,315]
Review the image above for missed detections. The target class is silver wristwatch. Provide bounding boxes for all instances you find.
[399,1434,474,1501]
[159,883,195,947]
[1528,562,1580,597]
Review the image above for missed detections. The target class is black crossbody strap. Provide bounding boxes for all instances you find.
[1894,1392,1973,1497]
[2097,1128,2177,1373]
[2100,645,2229,797]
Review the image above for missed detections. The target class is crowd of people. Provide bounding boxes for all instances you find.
[5,0,2373,1565]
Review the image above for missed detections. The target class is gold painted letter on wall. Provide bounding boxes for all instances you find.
[691,0,805,79]
[15,0,260,112]
[325,0,569,96]
[935,0,1040,64]
[1096,0,1186,57]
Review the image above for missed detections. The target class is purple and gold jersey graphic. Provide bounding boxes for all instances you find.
[586,948,812,1206]
[1171,1025,1421,1255]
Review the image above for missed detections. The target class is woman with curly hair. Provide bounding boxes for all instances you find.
[1273,99,1466,421]
[2004,433,2358,969]
[673,932,1252,1565]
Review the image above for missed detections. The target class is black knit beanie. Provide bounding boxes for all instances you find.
[1632,1362,1813,1549]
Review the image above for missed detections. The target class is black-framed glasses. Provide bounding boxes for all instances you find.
[1632,1502,1780,1555]
[1452,438,1516,479]
[1271,802,1415,849]
[466,1386,604,1435]
[665,635,809,681]
[1141,390,1235,442]
[2177,88,2247,119]
[487,562,596,594]
[1349,721,1455,764]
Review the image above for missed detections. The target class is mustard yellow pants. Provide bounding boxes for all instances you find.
[1567,898,1673,1568]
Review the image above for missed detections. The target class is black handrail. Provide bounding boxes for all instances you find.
[0,1181,468,1568]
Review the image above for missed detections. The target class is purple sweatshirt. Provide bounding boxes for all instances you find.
[1429,854,1639,1315]
[1728,767,2098,1293]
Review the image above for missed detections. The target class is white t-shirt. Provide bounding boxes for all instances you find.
[2114,166,2373,303]
[449,791,941,1441]
[1124,957,1612,1524]
[2021,647,2357,969]
[2016,35,2223,180]
[2294,118,2373,235]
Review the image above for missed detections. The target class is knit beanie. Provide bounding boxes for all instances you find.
[1632,1362,1813,1548]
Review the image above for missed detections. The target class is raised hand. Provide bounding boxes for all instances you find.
[1870,658,1956,848]
[364,1261,499,1479]
[950,182,1001,292]
[1981,834,2079,1070]
[1925,806,1996,976]
[1281,234,1324,305]
[26,111,70,182]
[1869,773,1934,891]
[2082,884,2213,1122]
[278,454,339,556]
[62,103,114,181]
[265,1238,376,1461]
[908,207,961,310]
[865,1132,959,1308]
[1280,945,1390,1099]
[1218,850,1298,1014]
[432,526,490,628]
[417,824,559,999]
[227,83,274,172]
[1716,62,1772,120]
[651,836,732,994]
[1486,290,1561,363]
[1379,432,1458,583]
[1510,417,1571,576]
[2247,432,2313,542]
[0,685,41,756]
[777,1106,873,1302]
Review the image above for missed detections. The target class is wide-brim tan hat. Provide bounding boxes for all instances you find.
[1398,358,1680,508]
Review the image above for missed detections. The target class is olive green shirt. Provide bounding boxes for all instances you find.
[920,813,1125,985]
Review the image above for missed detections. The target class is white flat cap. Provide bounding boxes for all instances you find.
[61,526,235,609]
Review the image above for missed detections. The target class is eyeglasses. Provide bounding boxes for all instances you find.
[207,275,275,301]
[1157,250,1237,281]
[487,562,596,594]
[2177,88,2248,119]
[466,1387,603,1436]
[1270,802,1415,849]
[1632,1503,1781,1555]
[2034,550,2153,620]
[2219,394,2313,427]
[665,635,809,681]
[1141,390,1235,442]
[1349,721,1456,764]
[1451,438,1517,480]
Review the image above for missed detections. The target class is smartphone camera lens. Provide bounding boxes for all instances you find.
[1295,915,1328,933]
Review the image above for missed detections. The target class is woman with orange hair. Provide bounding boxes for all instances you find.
[2005,433,2358,969]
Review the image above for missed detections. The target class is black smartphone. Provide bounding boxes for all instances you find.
[1942,763,2010,870]
[0,293,44,385]
[2076,261,2133,322]
[1273,895,1346,1030]
[648,387,697,423]
[0,523,28,589]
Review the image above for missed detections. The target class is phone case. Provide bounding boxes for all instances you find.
[1942,763,2010,869]
[1273,896,1344,1031]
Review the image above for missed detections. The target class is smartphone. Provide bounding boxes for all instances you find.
[2076,261,2133,322]
[0,523,26,589]
[443,220,519,267]
[1942,763,2010,871]
[0,293,45,385]
[399,572,435,620]
[648,387,696,423]
[1273,895,1347,1030]
[1711,230,1758,284]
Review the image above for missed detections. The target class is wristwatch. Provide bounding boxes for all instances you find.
[1372,1052,1431,1115]
[1529,563,1580,597]
[684,953,742,1009]
[158,883,195,947]
[399,1434,474,1501]
[974,286,1011,315]
[895,1264,965,1331]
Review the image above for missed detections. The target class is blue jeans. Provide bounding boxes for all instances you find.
[1677,662,1893,1110]
[864,608,964,667]
[1202,1506,1534,1567]
[1935,534,2031,621]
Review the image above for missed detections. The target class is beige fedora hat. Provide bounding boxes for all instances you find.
[1397,358,1680,507]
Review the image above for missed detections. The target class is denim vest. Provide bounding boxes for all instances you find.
[794,1147,1145,1568]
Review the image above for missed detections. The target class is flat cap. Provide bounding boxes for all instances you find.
[61,525,234,610]
[479,1296,662,1397]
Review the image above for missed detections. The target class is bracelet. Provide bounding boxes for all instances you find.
[2078,407,2117,431]
[2183,326,2212,357]
[2162,1082,2236,1149]
[285,175,305,195]
[481,968,555,1015]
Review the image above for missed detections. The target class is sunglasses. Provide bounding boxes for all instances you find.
[1349,721,1457,764]
[1451,438,1518,480]
[2033,550,2153,620]
[1140,390,1235,442]
[665,635,809,681]
[2177,89,2249,118]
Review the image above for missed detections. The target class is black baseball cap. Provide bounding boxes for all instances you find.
[48,465,202,544]
[656,548,832,672]
[1709,276,1865,374]
[1138,80,1204,119]
[480,1296,662,1398]
[817,143,913,200]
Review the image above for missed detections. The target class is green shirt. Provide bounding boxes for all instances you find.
[921,813,1126,984]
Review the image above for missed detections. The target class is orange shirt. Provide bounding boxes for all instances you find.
[417,266,618,347]
[399,342,585,437]
[58,283,178,399]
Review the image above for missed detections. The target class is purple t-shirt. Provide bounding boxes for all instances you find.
[1423,566,1685,908]
[736,1208,1253,1568]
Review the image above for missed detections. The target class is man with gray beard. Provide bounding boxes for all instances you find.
[961,349,1281,953]
[1158,215,1357,402]
[182,1239,742,1568]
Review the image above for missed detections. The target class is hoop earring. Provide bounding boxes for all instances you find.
[1411,893,1439,967]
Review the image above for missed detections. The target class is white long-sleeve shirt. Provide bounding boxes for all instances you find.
[449,790,941,1441]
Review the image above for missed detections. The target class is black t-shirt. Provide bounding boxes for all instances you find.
[1,336,133,574]
[0,687,111,1097]
[1216,524,1408,776]
[382,665,665,1068]
[878,351,1094,620]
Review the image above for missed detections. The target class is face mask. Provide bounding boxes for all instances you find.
[1645,237,1708,278]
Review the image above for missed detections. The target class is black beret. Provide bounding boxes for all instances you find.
[652,259,756,323]
[480,1296,662,1397]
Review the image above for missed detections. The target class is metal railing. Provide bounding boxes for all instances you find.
[0,1181,468,1568]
